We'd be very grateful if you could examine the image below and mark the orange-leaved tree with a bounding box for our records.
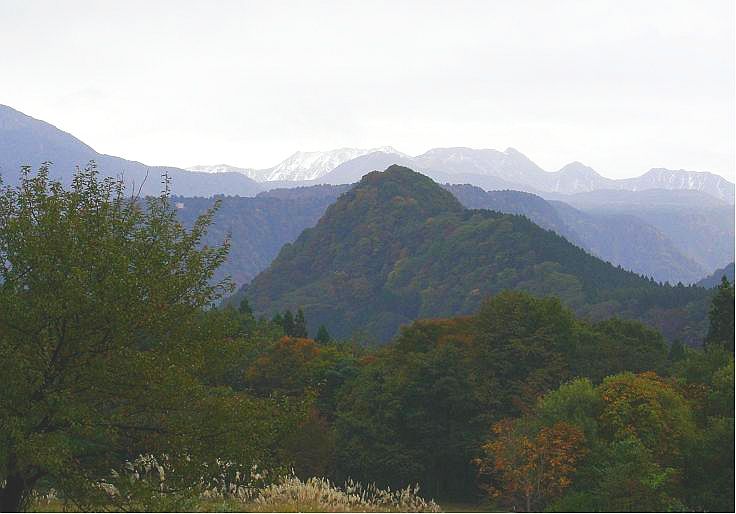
[476,419,588,512]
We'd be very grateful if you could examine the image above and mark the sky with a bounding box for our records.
[1,0,734,180]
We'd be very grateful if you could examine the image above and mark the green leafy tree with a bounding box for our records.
[705,276,734,352]
[0,164,295,511]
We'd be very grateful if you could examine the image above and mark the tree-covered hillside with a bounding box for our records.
[445,184,708,283]
[242,166,711,342]
[172,194,340,286]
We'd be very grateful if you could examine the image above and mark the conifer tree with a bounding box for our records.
[239,297,254,317]
[706,276,735,352]
[316,325,331,345]
[283,309,296,337]
[294,308,308,338]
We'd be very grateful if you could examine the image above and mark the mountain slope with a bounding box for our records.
[444,185,706,283]
[187,163,264,181]
[696,263,735,288]
[318,147,734,202]
[549,201,707,284]
[242,165,710,342]
[173,193,340,286]
[189,142,734,202]
[442,185,578,241]
[264,147,404,181]
[562,195,735,274]
[0,104,263,197]
[620,168,735,203]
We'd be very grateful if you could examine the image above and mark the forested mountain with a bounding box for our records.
[242,166,711,342]
[257,184,351,201]
[245,182,709,284]
[585,204,734,275]
[172,194,339,286]
[0,104,263,197]
[443,184,576,241]
[548,185,732,209]
[548,201,707,284]
[447,184,731,282]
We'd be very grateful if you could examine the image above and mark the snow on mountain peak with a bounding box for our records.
[266,147,405,181]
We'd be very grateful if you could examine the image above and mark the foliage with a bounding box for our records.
[475,419,587,512]
[0,164,299,511]
[597,372,696,463]
[334,291,671,500]
[481,360,734,512]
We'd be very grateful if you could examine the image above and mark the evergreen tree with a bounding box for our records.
[272,312,284,329]
[283,309,296,337]
[316,325,331,345]
[705,276,734,352]
[238,297,254,317]
[668,339,686,362]
[294,308,308,338]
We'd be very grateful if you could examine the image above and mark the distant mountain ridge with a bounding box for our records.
[696,263,735,288]
[0,104,263,197]
[2,104,732,202]
[194,145,735,203]
[189,147,405,182]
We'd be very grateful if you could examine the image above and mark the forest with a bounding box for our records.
[0,165,733,512]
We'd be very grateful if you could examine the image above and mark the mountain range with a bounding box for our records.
[172,181,732,288]
[191,146,735,203]
[240,165,711,343]
[2,103,733,203]
[1,103,732,286]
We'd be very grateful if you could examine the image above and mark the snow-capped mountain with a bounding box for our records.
[413,147,547,188]
[550,161,614,193]
[265,146,405,181]
[189,146,406,182]
[619,168,735,203]
[189,144,734,203]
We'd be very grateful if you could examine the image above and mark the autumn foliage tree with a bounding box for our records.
[476,419,587,512]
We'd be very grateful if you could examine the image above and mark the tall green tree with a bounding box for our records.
[282,309,296,337]
[705,276,734,352]
[294,309,308,338]
[0,164,294,511]
[315,325,331,345]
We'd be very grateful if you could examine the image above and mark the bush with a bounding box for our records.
[247,475,441,512]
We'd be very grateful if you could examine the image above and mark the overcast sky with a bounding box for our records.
[1,0,734,179]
